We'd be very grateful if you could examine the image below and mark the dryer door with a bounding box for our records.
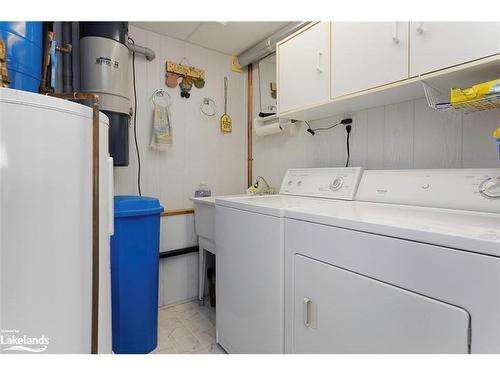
[293,255,470,353]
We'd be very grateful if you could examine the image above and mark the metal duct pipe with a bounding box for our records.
[128,41,155,61]
[237,22,311,67]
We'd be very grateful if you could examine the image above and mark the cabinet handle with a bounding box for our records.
[416,22,424,34]
[316,50,324,73]
[303,297,312,327]
[392,22,400,44]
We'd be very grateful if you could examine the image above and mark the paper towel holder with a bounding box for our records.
[254,114,298,136]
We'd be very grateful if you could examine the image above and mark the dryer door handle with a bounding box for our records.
[303,297,312,327]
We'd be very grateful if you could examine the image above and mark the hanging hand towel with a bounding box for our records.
[150,102,173,151]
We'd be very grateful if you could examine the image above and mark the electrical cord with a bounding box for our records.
[345,124,352,167]
[129,37,142,196]
[304,118,353,167]
[305,121,341,134]
[305,118,352,135]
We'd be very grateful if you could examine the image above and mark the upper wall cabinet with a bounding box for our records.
[331,22,409,98]
[276,22,500,121]
[277,22,330,114]
[409,22,500,76]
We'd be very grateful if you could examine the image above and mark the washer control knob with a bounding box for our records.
[329,177,344,191]
[297,180,303,186]
[287,180,293,186]
[479,177,500,199]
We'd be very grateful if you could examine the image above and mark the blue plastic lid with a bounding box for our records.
[114,195,164,217]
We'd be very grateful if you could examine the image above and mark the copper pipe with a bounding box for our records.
[40,31,54,94]
[247,63,253,188]
[47,92,100,354]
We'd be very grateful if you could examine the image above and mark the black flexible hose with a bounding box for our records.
[129,37,142,196]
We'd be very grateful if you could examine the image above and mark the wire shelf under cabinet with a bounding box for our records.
[422,81,500,114]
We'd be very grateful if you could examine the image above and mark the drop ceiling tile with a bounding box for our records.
[187,22,291,55]
[131,21,294,55]
[131,22,202,41]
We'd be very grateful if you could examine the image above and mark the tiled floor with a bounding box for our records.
[152,299,226,354]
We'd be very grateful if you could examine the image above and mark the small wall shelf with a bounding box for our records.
[279,54,500,121]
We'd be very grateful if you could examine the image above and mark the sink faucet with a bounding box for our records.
[248,176,276,195]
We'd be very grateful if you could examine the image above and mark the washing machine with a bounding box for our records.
[215,167,364,353]
[284,168,500,353]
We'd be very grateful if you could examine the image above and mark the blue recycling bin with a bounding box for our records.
[111,196,164,354]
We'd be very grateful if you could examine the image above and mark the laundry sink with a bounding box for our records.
[191,194,262,242]
[191,196,217,242]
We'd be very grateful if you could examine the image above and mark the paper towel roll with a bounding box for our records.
[255,123,282,136]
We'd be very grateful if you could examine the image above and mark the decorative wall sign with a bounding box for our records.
[165,60,206,98]
[166,61,205,79]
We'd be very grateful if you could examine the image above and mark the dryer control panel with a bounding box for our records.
[357,168,500,213]
[280,167,364,200]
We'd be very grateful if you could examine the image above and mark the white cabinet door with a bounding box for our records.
[278,22,330,114]
[293,255,470,354]
[331,22,409,98]
[410,22,500,76]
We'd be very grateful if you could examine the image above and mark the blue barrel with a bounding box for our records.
[0,22,43,92]
[111,196,164,354]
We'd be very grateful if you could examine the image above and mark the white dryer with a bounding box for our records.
[215,167,364,353]
[284,168,500,353]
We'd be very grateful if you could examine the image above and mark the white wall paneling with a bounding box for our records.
[158,253,199,307]
[364,107,385,169]
[462,108,500,168]
[413,99,463,169]
[383,101,414,169]
[160,214,198,252]
[114,26,247,206]
[114,25,247,305]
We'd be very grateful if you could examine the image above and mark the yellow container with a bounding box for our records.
[450,79,500,107]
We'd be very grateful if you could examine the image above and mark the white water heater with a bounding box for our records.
[0,88,113,353]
